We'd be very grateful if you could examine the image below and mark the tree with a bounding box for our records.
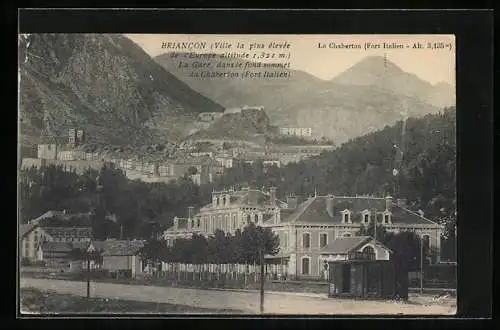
[139,238,167,270]
[207,229,230,264]
[384,231,428,272]
[239,223,280,263]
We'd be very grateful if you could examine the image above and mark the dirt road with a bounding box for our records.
[20,277,456,315]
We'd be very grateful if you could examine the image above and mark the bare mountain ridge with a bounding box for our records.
[19,34,224,150]
[154,52,451,143]
[332,55,455,108]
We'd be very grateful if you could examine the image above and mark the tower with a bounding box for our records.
[37,116,57,160]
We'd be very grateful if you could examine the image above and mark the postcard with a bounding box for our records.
[18,33,456,315]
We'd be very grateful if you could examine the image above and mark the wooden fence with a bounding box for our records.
[143,262,289,284]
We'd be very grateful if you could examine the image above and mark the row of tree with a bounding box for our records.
[139,223,280,266]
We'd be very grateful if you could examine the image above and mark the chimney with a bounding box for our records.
[385,196,393,211]
[396,198,407,208]
[326,195,334,217]
[287,194,298,209]
[270,187,277,205]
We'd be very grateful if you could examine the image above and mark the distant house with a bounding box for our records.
[36,242,74,269]
[20,211,92,263]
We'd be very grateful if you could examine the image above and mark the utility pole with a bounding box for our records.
[86,253,90,299]
[420,235,424,294]
[259,248,265,314]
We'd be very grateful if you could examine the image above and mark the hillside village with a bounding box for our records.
[21,105,334,185]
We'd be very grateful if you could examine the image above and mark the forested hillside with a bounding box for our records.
[205,107,456,230]
[19,107,456,242]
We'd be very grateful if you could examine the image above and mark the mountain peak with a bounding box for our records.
[338,55,404,79]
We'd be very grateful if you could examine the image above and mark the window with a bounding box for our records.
[363,214,369,224]
[302,233,311,249]
[216,198,220,206]
[343,232,352,238]
[197,218,201,228]
[247,214,251,222]
[342,210,351,223]
[362,245,376,257]
[232,215,237,229]
[320,233,328,248]
[254,214,259,222]
[383,212,391,224]
[283,232,288,248]
[301,257,310,275]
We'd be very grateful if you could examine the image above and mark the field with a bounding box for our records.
[20,287,244,315]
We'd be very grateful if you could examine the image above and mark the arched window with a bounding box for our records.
[362,245,375,254]
[222,197,226,206]
[302,233,311,249]
[254,214,259,222]
[319,233,328,248]
[301,257,310,275]
[362,245,376,260]
[216,197,220,206]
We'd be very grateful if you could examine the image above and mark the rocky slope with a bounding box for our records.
[18,34,224,152]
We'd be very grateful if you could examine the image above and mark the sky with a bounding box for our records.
[126,34,455,86]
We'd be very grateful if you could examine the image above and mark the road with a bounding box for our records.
[20,277,456,315]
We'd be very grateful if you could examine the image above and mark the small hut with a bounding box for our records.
[320,236,406,299]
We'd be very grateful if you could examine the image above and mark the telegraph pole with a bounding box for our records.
[86,255,90,298]
[420,235,424,294]
[259,248,265,314]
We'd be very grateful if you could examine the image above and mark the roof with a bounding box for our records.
[100,240,145,256]
[200,188,280,212]
[282,195,439,226]
[30,211,92,226]
[40,242,73,253]
[42,227,92,239]
[20,224,37,238]
[319,236,372,254]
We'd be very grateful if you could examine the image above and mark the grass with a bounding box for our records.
[20,287,245,314]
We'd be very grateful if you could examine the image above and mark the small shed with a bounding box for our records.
[320,236,406,299]
[99,240,145,278]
